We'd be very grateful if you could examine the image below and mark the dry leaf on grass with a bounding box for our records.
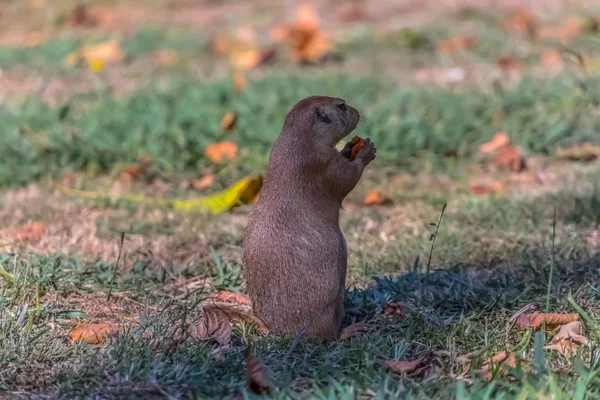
[64,41,124,68]
[384,354,426,375]
[480,351,522,379]
[541,49,564,71]
[12,222,45,243]
[205,142,238,164]
[349,136,365,161]
[538,17,582,43]
[245,345,271,395]
[193,175,215,189]
[202,302,269,334]
[70,323,117,344]
[544,321,588,357]
[208,291,252,306]
[383,302,406,319]
[190,309,232,345]
[65,4,114,28]
[339,322,373,339]
[479,132,526,172]
[271,3,331,64]
[516,312,578,331]
[497,56,520,72]
[221,113,237,131]
[556,144,600,162]
[480,132,510,154]
[233,71,246,92]
[500,7,538,36]
[363,190,392,207]
[468,179,505,196]
[152,50,178,67]
[436,36,476,54]
[120,164,143,181]
[211,27,275,71]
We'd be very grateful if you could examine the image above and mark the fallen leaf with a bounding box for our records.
[221,113,237,131]
[25,31,46,47]
[541,49,564,71]
[516,312,578,331]
[349,136,365,161]
[494,146,527,172]
[65,41,124,68]
[272,3,331,64]
[497,56,520,72]
[556,144,600,161]
[480,351,522,379]
[480,132,510,154]
[383,302,406,319]
[340,322,372,339]
[12,222,44,243]
[468,179,505,196]
[208,291,252,306]
[152,50,178,66]
[211,27,274,71]
[120,164,143,181]
[202,302,269,334]
[436,36,476,54]
[545,321,588,357]
[66,4,91,27]
[233,71,246,92]
[363,190,392,207]
[193,175,215,189]
[384,355,426,375]
[205,142,238,164]
[70,323,117,344]
[539,17,582,43]
[190,309,232,345]
[88,58,104,72]
[245,345,271,395]
[500,7,538,36]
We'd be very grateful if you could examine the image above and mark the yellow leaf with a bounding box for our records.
[64,40,124,68]
[88,58,104,72]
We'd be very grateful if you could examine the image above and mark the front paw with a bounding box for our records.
[340,140,354,159]
[356,138,376,165]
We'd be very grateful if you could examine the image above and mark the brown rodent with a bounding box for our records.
[242,96,376,340]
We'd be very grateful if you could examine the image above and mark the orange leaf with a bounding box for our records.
[190,309,232,345]
[70,323,117,344]
[436,36,476,54]
[500,7,538,36]
[383,302,406,319]
[516,312,578,331]
[205,142,238,164]
[541,49,563,71]
[497,56,520,72]
[245,345,271,395]
[363,190,392,206]
[480,132,509,154]
[480,351,523,379]
[208,291,252,306]
[494,146,526,172]
[556,143,600,161]
[545,321,588,357]
[121,164,142,181]
[221,113,237,131]
[12,222,44,243]
[339,322,372,339]
[384,355,426,375]
[468,179,505,196]
[193,175,215,189]
[233,71,246,92]
[349,136,365,161]
[538,17,582,43]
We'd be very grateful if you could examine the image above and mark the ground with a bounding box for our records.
[2,0,600,399]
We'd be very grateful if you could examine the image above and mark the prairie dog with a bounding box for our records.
[243,96,376,340]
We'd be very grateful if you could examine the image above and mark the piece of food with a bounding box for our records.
[349,136,366,161]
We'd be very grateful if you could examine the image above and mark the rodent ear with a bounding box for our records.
[314,106,331,124]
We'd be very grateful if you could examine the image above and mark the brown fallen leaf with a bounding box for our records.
[190,309,232,346]
[221,113,237,131]
[208,291,252,306]
[12,222,45,243]
[545,321,588,357]
[538,17,582,43]
[541,49,564,71]
[363,190,392,206]
[384,354,426,375]
[468,179,505,196]
[245,345,271,395]
[211,27,274,71]
[340,321,372,339]
[480,351,522,379]
[494,146,527,172]
[383,302,406,319]
[120,164,143,181]
[202,301,269,334]
[500,7,538,37]
[70,323,117,344]
[480,132,510,154]
[436,36,476,54]
[193,175,215,189]
[497,56,520,72]
[205,142,238,164]
[349,136,365,161]
[272,3,331,64]
[516,312,578,331]
[556,143,600,162]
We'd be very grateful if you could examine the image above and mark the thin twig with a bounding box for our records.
[421,203,447,303]
[107,232,125,301]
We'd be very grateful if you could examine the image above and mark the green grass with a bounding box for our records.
[1,74,600,187]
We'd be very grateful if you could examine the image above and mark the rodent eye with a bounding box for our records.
[337,103,347,111]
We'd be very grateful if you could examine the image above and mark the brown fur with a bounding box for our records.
[242,96,376,340]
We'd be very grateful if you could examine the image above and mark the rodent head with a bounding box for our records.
[283,96,360,147]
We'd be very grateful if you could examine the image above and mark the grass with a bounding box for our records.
[1,73,600,188]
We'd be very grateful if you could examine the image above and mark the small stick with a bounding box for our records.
[107,232,125,301]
